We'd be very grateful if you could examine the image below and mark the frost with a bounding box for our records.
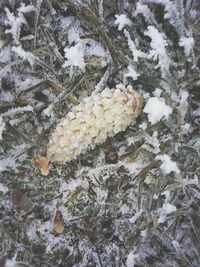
[2,105,33,117]
[181,123,192,135]
[143,131,160,154]
[0,158,16,172]
[193,106,200,117]
[0,91,14,102]
[0,44,11,63]
[139,122,147,130]
[179,37,194,57]
[129,209,143,224]
[143,97,172,124]
[0,116,6,140]
[140,229,147,237]
[135,3,151,18]
[124,29,146,62]
[153,88,162,97]
[158,203,176,223]
[144,26,170,76]
[156,154,180,174]
[12,45,36,66]
[114,14,132,31]
[177,89,189,124]
[0,183,8,194]
[5,4,36,44]
[124,65,139,80]
[172,240,181,252]
[85,40,107,58]
[5,253,18,267]
[126,251,139,267]
[63,42,85,73]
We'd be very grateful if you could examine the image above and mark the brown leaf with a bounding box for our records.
[65,186,85,205]
[34,155,51,176]
[54,209,64,234]
[11,190,34,215]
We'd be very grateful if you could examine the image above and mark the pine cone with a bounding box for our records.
[47,85,142,163]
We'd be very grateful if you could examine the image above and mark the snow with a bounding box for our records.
[193,106,200,116]
[158,203,176,223]
[143,131,161,154]
[129,209,143,224]
[2,105,34,117]
[0,45,11,63]
[177,90,189,124]
[0,91,14,102]
[139,122,147,130]
[0,183,8,194]
[85,40,107,58]
[114,14,132,31]
[0,116,6,140]
[12,45,36,66]
[5,4,36,44]
[179,37,194,57]
[123,29,146,62]
[126,252,139,267]
[144,26,170,76]
[124,65,139,80]
[63,42,85,72]
[143,97,172,124]
[5,253,18,267]
[135,2,151,18]
[155,154,180,174]
[153,88,162,97]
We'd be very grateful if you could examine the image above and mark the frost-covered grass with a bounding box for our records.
[0,0,200,266]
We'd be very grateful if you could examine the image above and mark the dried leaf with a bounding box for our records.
[54,209,64,234]
[11,190,34,215]
[34,155,51,176]
[65,186,85,205]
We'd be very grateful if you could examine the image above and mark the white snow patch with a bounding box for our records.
[156,154,180,174]
[177,90,189,124]
[153,88,162,97]
[179,37,194,57]
[143,97,172,124]
[5,4,36,44]
[5,253,18,267]
[193,105,200,117]
[63,42,85,73]
[143,131,160,154]
[0,91,14,102]
[139,122,147,130]
[114,14,132,31]
[124,65,139,80]
[85,40,107,58]
[158,202,176,223]
[140,229,147,237]
[180,123,192,134]
[144,26,170,76]
[124,29,146,62]
[2,105,33,118]
[172,240,181,252]
[0,158,16,172]
[0,45,11,63]
[129,209,143,224]
[0,116,6,140]
[12,45,36,66]
[0,183,9,194]
[126,251,139,267]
